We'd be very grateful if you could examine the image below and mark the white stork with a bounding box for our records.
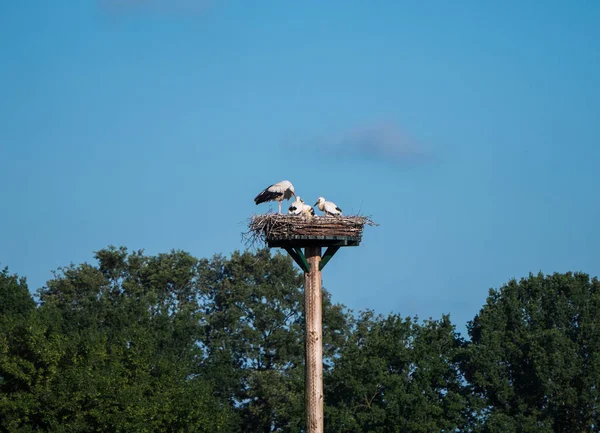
[314,196,342,216]
[288,196,303,215]
[254,180,296,214]
[288,197,315,218]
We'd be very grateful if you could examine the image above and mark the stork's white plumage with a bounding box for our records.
[288,196,303,215]
[254,180,296,214]
[301,203,316,218]
[314,197,342,216]
[288,197,315,218]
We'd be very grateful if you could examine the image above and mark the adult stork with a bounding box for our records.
[254,180,296,214]
[314,196,342,216]
[288,196,315,218]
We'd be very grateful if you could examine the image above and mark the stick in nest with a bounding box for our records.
[242,213,378,248]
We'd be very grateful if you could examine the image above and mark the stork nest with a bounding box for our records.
[244,213,378,247]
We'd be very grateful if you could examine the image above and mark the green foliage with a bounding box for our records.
[1,250,237,432]
[3,250,599,433]
[0,267,35,319]
[0,247,351,432]
[464,272,600,433]
[325,311,469,432]
[0,269,64,432]
[198,248,351,432]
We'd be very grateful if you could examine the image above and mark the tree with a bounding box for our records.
[198,248,351,432]
[1,246,352,432]
[1,248,237,432]
[325,310,469,432]
[0,267,35,319]
[463,272,600,433]
[0,267,67,432]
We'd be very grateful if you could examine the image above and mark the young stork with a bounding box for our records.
[314,196,342,216]
[288,196,303,215]
[288,197,315,218]
[254,180,296,214]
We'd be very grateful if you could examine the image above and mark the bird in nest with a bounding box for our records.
[254,180,296,214]
[288,196,315,218]
[314,197,342,216]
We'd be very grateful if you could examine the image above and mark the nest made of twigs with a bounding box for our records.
[244,213,378,247]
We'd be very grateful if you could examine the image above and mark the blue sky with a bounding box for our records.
[1,0,599,334]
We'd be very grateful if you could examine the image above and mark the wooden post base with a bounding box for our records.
[304,246,323,433]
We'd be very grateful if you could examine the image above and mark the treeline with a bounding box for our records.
[1,247,599,432]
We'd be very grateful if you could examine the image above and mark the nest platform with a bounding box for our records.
[246,214,377,248]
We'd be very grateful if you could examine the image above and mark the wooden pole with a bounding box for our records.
[304,246,323,433]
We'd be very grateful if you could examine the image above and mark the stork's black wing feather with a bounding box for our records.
[254,188,282,204]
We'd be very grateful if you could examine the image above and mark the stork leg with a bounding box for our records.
[278,201,282,214]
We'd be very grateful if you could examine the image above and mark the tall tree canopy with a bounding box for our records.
[464,272,600,433]
[197,248,350,432]
[3,250,599,432]
[325,311,469,432]
[1,249,236,432]
[0,267,39,431]
[0,247,351,432]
